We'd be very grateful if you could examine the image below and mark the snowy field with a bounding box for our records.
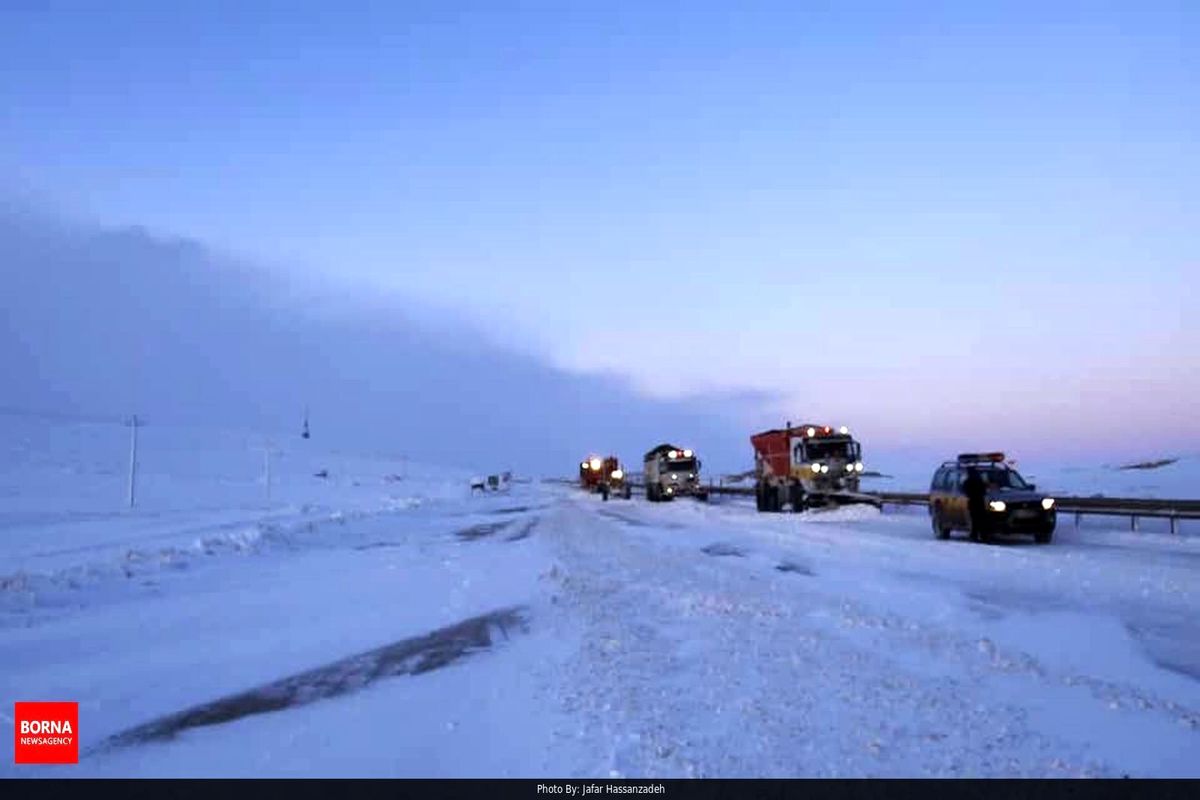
[2,418,1199,777]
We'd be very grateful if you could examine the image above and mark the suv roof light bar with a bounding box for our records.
[957,452,1006,464]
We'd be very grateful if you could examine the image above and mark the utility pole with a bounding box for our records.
[126,415,142,508]
[262,442,274,507]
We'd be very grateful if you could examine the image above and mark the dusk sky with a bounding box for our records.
[2,1,1196,458]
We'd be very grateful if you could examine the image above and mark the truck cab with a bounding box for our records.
[751,423,870,512]
[643,444,707,502]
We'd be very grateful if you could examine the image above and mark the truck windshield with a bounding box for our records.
[666,459,697,473]
[803,440,858,461]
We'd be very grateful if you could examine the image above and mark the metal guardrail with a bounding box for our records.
[551,478,1199,535]
[870,491,1200,534]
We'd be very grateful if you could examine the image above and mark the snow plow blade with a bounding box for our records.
[808,491,882,509]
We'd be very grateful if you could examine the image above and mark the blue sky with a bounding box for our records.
[1,1,1196,456]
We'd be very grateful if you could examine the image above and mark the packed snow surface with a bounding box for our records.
[2,421,1199,777]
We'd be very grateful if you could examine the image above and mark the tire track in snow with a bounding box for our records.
[91,606,529,753]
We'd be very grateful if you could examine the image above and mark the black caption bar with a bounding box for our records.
[7,778,1200,800]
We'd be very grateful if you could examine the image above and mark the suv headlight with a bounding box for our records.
[988,500,1007,512]
[1042,498,1055,510]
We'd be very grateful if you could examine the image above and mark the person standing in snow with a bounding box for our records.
[963,467,989,542]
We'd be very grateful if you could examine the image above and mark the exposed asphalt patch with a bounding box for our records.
[775,560,815,576]
[455,521,514,541]
[92,606,529,753]
[354,541,403,551]
[491,504,550,515]
[701,542,746,558]
[595,509,685,530]
[505,518,539,542]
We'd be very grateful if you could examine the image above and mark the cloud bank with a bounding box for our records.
[1,203,763,474]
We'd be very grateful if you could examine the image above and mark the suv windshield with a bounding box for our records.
[982,467,1029,490]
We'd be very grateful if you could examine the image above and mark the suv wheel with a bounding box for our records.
[931,510,950,540]
[1034,524,1054,544]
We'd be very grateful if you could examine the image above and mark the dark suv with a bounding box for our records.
[929,453,1056,544]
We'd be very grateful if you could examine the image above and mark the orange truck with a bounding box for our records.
[750,422,876,512]
[578,455,632,500]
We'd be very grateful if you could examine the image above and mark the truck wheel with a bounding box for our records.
[789,483,806,513]
[623,485,632,500]
[601,484,610,501]
[755,483,766,512]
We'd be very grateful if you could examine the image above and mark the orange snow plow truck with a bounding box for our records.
[750,422,880,512]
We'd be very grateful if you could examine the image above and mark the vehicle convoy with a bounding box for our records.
[750,422,874,512]
[579,455,632,500]
[929,453,1056,543]
[643,444,707,502]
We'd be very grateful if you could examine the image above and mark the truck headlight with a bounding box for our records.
[820,464,829,474]
[589,458,602,471]
[988,501,1007,512]
[855,462,864,472]
[671,474,678,480]
[683,449,693,457]
[845,464,854,473]
[1042,498,1055,510]
[811,463,821,473]
[611,469,624,480]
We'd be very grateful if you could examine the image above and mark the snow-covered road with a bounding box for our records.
[539,492,1200,776]
[3,484,1198,777]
